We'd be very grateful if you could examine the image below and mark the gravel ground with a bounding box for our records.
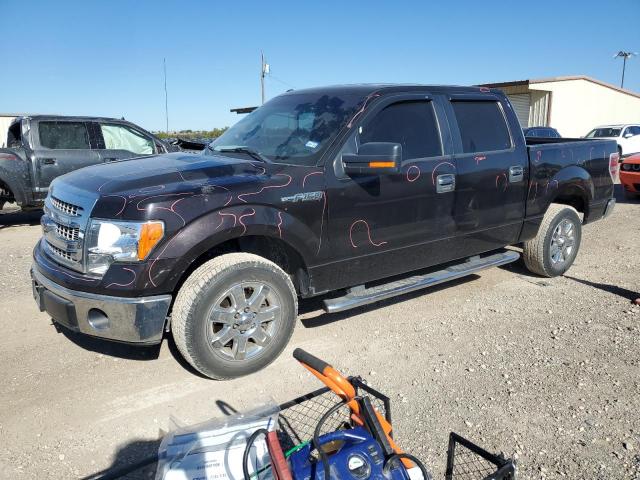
[0,187,638,480]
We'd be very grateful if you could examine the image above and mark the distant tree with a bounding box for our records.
[153,127,228,140]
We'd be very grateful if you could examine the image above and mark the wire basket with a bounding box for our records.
[445,433,516,480]
[86,379,518,480]
[276,377,391,452]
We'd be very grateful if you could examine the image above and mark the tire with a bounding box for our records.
[172,253,297,379]
[523,204,582,277]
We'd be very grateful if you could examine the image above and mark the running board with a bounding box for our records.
[322,250,520,313]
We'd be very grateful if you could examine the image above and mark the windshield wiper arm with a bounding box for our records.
[215,146,268,163]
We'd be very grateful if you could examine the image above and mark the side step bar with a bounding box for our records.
[322,250,520,313]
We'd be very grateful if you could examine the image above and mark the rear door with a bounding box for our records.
[92,122,156,163]
[31,120,101,191]
[446,94,527,252]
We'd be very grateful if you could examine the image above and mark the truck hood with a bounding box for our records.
[51,152,264,197]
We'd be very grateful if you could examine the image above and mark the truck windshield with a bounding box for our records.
[208,92,363,166]
[586,127,621,138]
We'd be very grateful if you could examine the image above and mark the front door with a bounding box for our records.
[322,94,458,289]
[446,94,527,252]
[31,120,101,191]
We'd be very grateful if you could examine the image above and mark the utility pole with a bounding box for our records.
[163,58,169,134]
[260,51,270,104]
[614,51,637,88]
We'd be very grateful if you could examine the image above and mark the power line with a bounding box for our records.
[268,74,296,90]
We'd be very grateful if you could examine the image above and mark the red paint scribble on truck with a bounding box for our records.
[431,162,456,185]
[106,267,136,289]
[349,219,387,248]
[406,165,421,182]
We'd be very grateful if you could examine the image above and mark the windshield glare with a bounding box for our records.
[586,128,621,138]
[209,93,363,166]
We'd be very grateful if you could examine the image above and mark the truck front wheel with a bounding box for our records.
[172,253,297,379]
[523,204,582,277]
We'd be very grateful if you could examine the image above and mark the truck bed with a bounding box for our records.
[525,137,617,221]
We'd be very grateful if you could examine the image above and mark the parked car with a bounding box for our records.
[0,115,179,211]
[585,124,640,157]
[31,84,617,379]
[523,126,561,138]
[620,153,640,199]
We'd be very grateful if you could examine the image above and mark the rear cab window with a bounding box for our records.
[451,101,512,153]
[38,121,90,149]
[359,100,442,160]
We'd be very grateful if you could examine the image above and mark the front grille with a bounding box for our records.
[45,241,77,263]
[51,196,82,216]
[55,223,80,241]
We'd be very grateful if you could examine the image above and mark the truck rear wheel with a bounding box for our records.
[523,204,582,277]
[172,253,297,379]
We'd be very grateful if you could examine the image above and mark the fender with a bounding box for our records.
[527,164,593,219]
[141,204,320,294]
[0,150,32,205]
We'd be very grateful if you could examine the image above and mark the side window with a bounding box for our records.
[627,126,640,136]
[7,122,21,148]
[451,101,512,153]
[39,121,90,149]
[359,101,442,160]
[100,124,154,155]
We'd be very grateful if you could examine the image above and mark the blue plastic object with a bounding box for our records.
[289,427,410,480]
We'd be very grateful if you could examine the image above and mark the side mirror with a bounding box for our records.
[624,133,633,138]
[342,142,402,175]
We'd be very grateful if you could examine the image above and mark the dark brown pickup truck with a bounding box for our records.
[31,84,618,379]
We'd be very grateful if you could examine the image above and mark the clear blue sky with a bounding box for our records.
[2,0,638,132]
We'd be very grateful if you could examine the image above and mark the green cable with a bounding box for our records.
[250,440,311,479]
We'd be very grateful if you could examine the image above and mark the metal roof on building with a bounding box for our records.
[479,76,640,99]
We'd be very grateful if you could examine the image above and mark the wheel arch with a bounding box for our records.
[545,165,593,221]
[147,205,317,297]
[0,155,30,205]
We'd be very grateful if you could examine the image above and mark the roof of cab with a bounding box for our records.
[279,83,502,97]
[23,115,131,123]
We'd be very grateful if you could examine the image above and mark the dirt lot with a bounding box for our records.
[0,187,638,480]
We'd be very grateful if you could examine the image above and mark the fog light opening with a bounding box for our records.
[87,308,110,331]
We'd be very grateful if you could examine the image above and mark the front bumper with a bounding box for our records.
[31,266,171,344]
[620,170,640,193]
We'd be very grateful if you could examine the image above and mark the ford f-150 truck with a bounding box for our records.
[0,115,178,211]
[31,84,618,379]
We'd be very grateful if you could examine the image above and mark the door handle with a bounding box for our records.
[103,157,118,162]
[436,173,456,193]
[42,158,56,165]
[509,165,524,183]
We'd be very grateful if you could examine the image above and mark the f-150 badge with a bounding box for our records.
[281,191,323,203]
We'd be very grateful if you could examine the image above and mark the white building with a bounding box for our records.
[480,76,640,138]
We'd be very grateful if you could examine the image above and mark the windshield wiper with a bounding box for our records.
[214,146,268,163]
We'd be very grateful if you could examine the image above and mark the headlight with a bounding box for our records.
[85,219,164,275]
[621,163,631,171]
